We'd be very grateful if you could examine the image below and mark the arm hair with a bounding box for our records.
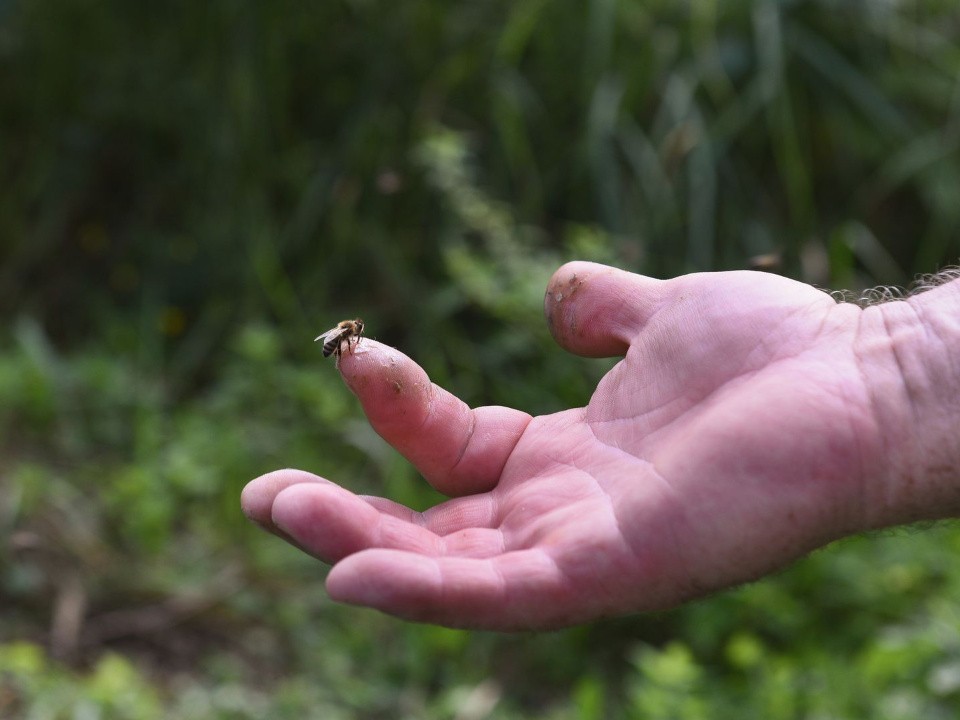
[829,265,960,307]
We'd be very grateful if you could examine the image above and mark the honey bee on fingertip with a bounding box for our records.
[315,318,364,367]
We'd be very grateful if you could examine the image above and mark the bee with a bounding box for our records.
[315,318,364,367]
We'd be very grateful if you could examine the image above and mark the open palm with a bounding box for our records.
[243,262,887,630]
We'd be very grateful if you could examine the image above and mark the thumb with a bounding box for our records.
[543,261,667,357]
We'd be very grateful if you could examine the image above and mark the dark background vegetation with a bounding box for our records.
[2,0,960,717]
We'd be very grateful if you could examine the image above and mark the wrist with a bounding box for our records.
[864,275,960,526]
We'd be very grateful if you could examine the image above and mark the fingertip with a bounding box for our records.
[241,468,326,528]
[544,261,663,357]
[333,338,427,405]
[546,260,617,287]
[268,482,316,532]
[333,338,435,440]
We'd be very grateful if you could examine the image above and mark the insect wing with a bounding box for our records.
[314,326,342,343]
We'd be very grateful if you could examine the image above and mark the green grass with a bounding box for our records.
[2,0,960,717]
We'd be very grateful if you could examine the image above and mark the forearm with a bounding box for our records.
[863,273,960,526]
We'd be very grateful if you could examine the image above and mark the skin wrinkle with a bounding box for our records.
[756,305,877,524]
[589,358,768,462]
[591,296,824,430]
[419,381,439,434]
[370,504,387,551]
[492,528,507,556]
[588,347,661,422]
[372,513,408,554]
[848,309,879,527]
[450,405,477,475]
[420,497,467,531]
[414,379,467,484]
[816,362,873,531]
[910,293,959,385]
[892,291,960,517]
[433,557,498,628]
[498,458,606,550]
[550,518,628,615]
[587,365,681,433]
[856,302,930,526]
[497,470,619,625]
[880,306,919,428]
[448,403,531,490]
[610,288,640,344]
[430,495,499,535]
[489,556,511,622]
[582,418,650,478]
[647,364,763,430]
[577,422,691,595]
[631,295,666,337]
[615,452,693,601]
[491,413,545,505]
[906,298,935,347]
[755,299,831,362]
[426,557,445,617]
[804,303,878,530]
[496,551,551,629]
[361,495,418,524]
[438,526,505,557]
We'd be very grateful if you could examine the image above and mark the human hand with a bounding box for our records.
[242,261,947,630]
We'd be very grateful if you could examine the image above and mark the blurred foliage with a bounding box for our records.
[2,0,960,717]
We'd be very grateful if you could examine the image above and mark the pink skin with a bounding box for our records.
[241,261,937,630]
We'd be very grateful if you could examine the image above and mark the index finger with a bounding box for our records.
[337,340,531,496]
